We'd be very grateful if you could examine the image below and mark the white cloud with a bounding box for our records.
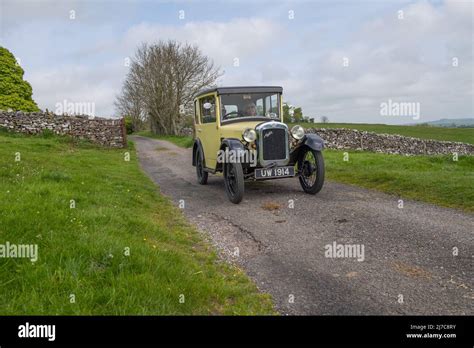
[22,17,284,116]
[122,18,283,67]
[3,1,472,123]
[282,0,473,123]
[28,63,125,117]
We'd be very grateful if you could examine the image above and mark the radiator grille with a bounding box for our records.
[262,128,287,160]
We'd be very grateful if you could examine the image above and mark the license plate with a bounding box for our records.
[255,166,295,179]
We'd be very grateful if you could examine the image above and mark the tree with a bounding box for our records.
[114,77,145,132]
[293,107,303,123]
[283,103,292,123]
[0,47,40,112]
[283,102,305,123]
[321,116,329,123]
[116,41,221,135]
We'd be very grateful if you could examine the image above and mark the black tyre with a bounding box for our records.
[298,147,325,194]
[196,147,208,185]
[223,161,244,204]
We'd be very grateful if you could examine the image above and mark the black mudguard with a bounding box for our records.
[217,138,246,172]
[220,138,246,152]
[289,133,325,165]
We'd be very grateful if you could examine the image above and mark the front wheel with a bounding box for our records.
[297,147,325,194]
[223,162,244,204]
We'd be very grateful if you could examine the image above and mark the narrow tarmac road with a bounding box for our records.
[132,135,473,315]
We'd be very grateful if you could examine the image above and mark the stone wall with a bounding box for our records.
[0,111,127,148]
[306,127,473,156]
[178,127,194,137]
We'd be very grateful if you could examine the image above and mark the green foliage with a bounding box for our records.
[124,116,134,134]
[283,103,304,123]
[0,46,40,112]
[283,104,291,123]
[293,107,303,123]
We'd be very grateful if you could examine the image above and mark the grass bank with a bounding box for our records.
[0,132,274,314]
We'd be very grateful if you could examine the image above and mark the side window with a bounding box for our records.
[264,94,279,117]
[265,96,271,115]
[194,100,200,124]
[255,98,264,116]
[271,94,278,113]
[200,96,216,123]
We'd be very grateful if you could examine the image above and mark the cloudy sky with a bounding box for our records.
[0,0,472,124]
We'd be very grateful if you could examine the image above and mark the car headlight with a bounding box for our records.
[291,125,305,140]
[242,128,257,142]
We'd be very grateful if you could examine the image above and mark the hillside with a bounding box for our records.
[415,118,474,127]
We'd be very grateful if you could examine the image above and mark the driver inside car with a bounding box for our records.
[243,102,257,116]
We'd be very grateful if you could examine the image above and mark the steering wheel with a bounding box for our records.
[224,111,240,119]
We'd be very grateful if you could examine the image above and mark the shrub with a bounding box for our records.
[124,116,134,134]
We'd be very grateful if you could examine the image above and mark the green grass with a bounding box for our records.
[291,123,474,144]
[324,150,473,212]
[134,131,194,148]
[0,132,274,315]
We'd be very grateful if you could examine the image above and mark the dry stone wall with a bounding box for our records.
[0,111,127,148]
[306,128,473,156]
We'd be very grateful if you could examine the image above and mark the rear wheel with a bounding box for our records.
[224,161,244,204]
[196,147,208,185]
[298,147,325,194]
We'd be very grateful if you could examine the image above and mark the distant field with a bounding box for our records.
[291,123,474,144]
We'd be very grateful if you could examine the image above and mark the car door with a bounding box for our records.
[196,93,220,170]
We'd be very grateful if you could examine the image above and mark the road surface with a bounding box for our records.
[132,135,473,315]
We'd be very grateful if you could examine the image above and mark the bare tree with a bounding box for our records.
[321,116,329,123]
[115,41,222,135]
[114,77,145,131]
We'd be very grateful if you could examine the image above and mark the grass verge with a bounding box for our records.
[324,150,473,212]
[134,131,194,148]
[0,133,274,314]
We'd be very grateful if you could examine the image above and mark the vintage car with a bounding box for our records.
[192,86,325,204]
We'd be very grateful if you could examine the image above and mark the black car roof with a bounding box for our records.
[195,86,283,98]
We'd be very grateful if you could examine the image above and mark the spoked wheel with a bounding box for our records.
[196,147,208,185]
[298,147,325,194]
[223,161,244,204]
